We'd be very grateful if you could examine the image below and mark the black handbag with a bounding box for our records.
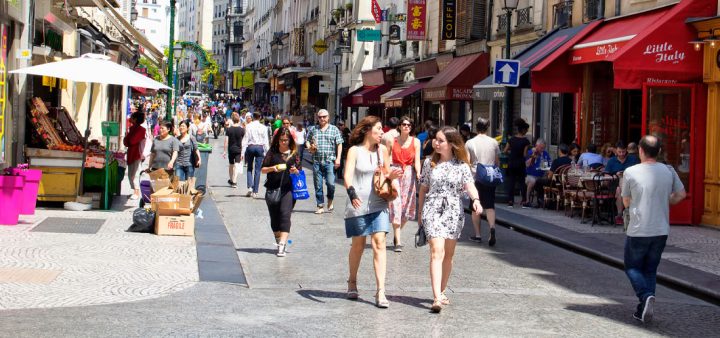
[415,224,427,247]
[265,169,285,205]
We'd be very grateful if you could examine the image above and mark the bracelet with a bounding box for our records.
[347,186,359,200]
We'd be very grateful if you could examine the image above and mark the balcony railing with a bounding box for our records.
[497,14,508,34]
[584,0,600,22]
[516,6,532,28]
[553,1,573,28]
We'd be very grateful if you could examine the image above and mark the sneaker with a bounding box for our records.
[642,296,655,323]
[393,244,404,252]
[507,202,514,208]
[314,206,325,214]
[231,183,238,189]
[276,243,287,257]
[521,202,532,209]
[469,236,482,243]
[129,194,140,200]
[251,192,258,198]
[489,228,496,247]
[245,190,253,197]
[228,179,233,186]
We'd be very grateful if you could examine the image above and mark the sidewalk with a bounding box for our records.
[493,204,720,303]
[0,172,198,310]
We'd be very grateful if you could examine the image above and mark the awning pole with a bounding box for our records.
[78,83,94,197]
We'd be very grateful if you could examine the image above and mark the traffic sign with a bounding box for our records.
[493,59,520,87]
[271,95,279,104]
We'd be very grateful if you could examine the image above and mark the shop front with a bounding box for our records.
[385,81,427,125]
[689,16,720,228]
[422,53,489,127]
[341,69,392,121]
[531,0,716,225]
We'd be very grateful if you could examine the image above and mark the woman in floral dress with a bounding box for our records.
[418,126,483,313]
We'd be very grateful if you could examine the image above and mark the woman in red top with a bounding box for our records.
[386,116,422,252]
[124,112,147,200]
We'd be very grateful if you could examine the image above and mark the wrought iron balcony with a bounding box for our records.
[584,0,601,22]
[497,14,509,34]
[516,6,533,29]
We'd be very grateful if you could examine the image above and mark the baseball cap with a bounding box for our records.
[317,109,329,116]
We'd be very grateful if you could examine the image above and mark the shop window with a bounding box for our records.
[646,86,692,191]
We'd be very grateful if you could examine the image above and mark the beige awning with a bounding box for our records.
[90,0,164,64]
[380,87,407,103]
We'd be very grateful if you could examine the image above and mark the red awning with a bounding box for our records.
[131,86,147,95]
[423,53,489,101]
[531,0,716,92]
[385,82,427,108]
[342,84,392,107]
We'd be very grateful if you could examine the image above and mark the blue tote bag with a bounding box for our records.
[290,170,310,200]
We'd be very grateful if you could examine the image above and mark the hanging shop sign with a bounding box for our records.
[442,0,456,40]
[407,0,427,41]
[357,29,382,42]
[371,0,382,23]
[300,78,309,105]
[233,70,254,90]
[389,25,402,45]
[312,39,329,55]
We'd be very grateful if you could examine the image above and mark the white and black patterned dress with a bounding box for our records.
[420,158,474,240]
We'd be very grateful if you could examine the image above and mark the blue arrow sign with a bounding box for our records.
[493,59,520,87]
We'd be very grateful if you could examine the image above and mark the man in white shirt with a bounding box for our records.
[621,135,685,323]
[241,112,270,197]
[465,117,500,246]
[578,143,603,168]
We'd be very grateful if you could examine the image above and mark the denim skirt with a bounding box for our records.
[344,210,390,238]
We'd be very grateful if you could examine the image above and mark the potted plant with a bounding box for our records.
[345,2,353,14]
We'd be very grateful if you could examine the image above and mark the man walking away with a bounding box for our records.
[621,135,685,323]
[306,109,343,214]
[241,112,270,197]
[465,118,500,246]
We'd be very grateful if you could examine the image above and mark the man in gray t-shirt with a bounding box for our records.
[620,135,686,324]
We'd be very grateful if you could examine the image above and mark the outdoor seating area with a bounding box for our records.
[541,164,621,226]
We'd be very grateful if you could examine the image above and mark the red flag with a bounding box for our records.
[371,0,382,23]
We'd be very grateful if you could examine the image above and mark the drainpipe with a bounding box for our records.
[14,0,35,165]
[486,0,494,43]
[599,0,606,19]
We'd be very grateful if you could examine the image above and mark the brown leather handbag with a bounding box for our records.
[373,148,397,202]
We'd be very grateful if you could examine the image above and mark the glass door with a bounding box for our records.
[643,84,694,224]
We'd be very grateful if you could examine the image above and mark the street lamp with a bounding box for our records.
[328,17,337,33]
[165,0,177,121]
[333,47,342,123]
[172,44,183,119]
[501,0,519,144]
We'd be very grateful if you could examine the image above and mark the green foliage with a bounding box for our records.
[201,55,218,83]
[138,57,164,82]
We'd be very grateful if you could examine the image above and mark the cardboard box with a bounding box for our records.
[148,168,170,180]
[155,214,195,236]
[151,191,193,216]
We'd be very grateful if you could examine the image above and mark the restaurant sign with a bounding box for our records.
[569,40,629,64]
[407,0,427,41]
[442,0,456,40]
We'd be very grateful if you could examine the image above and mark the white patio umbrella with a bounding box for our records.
[10,53,172,203]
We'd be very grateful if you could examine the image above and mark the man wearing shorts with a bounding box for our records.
[224,113,245,188]
[465,118,500,246]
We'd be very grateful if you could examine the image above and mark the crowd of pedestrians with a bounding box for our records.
[125,94,687,320]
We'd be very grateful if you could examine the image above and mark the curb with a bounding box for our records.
[492,209,720,306]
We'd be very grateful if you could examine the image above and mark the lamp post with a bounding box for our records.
[165,0,177,121]
[333,47,342,124]
[172,44,183,119]
[501,0,519,144]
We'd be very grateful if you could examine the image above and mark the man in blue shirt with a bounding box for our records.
[578,143,603,169]
[523,138,552,208]
[606,141,640,225]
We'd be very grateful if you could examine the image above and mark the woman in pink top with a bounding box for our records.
[386,116,422,252]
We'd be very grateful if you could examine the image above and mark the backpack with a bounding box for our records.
[475,164,503,186]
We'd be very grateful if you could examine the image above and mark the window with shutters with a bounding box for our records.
[553,1,572,28]
[583,0,601,22]
[470,0,487,40]
[456,0,469,39]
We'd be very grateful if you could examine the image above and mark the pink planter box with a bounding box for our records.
[0,175,26,225]
[9,168,42,215]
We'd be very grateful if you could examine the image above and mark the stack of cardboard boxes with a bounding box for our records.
[148,169,204,236]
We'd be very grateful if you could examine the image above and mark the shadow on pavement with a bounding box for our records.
[386,294,432,311]
[296,289,374,307]
[236,248,277,255]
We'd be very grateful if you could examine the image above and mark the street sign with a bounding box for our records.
[312,39,328,55]
[271,95,279,104]
[357,29,382,42]
[493,59,520,87]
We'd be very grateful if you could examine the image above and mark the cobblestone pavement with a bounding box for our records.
[0,169,198,310]
[1,139,718,337]
[501,204,720,276]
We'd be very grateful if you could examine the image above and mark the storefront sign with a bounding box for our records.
[407,0,427,41]
[642,42,685,64]
[357,29,382,42]
[300,78,309,105]
[423,87,446,101]
[388,25,401,45]
[0,24,6,163]
[233,70,254,90]
[569,41,628,64]
[312,39,328,55]
[450,88,473,100]
[371,0,382,23]
[442,0,456,40]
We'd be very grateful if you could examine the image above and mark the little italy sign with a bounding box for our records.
[643,42,685,64]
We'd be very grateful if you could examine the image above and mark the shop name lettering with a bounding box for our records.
[643,42,684,64]
[595,44,619,57]
[452,88,473,99]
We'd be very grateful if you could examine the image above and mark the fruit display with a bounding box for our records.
[28,97,84,152]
